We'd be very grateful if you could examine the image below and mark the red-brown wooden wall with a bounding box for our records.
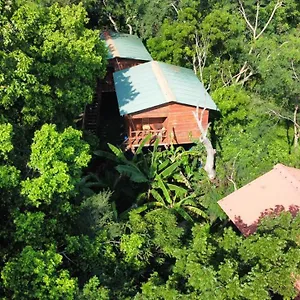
[101,58,149,92]
[125,102,209,146]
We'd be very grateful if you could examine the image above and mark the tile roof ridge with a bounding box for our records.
[151,61,176,103]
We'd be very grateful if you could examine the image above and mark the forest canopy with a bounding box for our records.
[0,0,300,299]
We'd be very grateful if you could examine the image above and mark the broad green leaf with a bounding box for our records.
[116,165,148,183]
[167,184,187,197]
[158,159,170,172]
[134,202,164,214]
[93,150,120,163]
[175,207,194,223]
[185,205,208,219]
[108,143,127,162]
[159,161,180,179]
[150,189,165,205]
[134,134,152,158]
[156,175,172,205]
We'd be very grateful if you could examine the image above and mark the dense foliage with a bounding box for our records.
[1,0,300,299]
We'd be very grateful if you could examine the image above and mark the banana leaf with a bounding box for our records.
[159,161,180,179]
[185,205,208,219]
[93,149,121,163]
[133,134,152,159]
[150,189,165,205]
[175,207,194,223]
[116,165,148,183]
[156,175,172,205]
[167,183,187,197]
[108,143,127,162]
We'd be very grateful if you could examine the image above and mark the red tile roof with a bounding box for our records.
[218,164,300,236]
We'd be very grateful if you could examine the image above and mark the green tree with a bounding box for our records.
[0,1,107,127]
[137,212,300,299]
[78,276,109,300]
[1,246,77,299]
[87,0,177,38]
[0,124,91,297]
[147,2,245,88]
[0,123,20,271]
[120,209,183,269]
[21,124,90,207]
[0,123,20,189]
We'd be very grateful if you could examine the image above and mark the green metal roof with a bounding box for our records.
[113,61,218,115]
[101,31,152,61]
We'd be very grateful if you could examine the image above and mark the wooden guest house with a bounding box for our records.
[114,61,217,148]
[83,31,153,137]
[83,31,218,149]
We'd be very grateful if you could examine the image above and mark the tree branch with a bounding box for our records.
[170,2,179,15]
[126,17,133,35]
[102,0,119,32]
[294,105,299,148]
[268,109,299,126]
[236,70,253,86]
[234,61,249,83]
[193,33,209,84]
[60,251,77,265]
[254,0,260,36]
[226,151,241,191]
[238,0,282,40]
[291,61,300,82]
[108,14,119,32]
[255,0,282,40]
[238,0,255,36]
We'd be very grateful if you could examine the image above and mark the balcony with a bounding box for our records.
[125,128,168,147]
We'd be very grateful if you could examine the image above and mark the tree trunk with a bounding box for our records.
[294,105,299,148]
[193,109,216,180]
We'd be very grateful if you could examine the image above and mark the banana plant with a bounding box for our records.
[95,136,208,222]
[95,135,180,184]
[77,173,106,197]
[132,174,208,222]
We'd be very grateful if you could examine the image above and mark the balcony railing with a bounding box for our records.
[125,129,168,146]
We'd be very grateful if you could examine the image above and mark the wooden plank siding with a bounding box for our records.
[125,103,209,147]
[168,103,209,144]
[100,58,148,93]
[110,58,148,71]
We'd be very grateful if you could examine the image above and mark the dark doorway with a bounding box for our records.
[98,92,124,146]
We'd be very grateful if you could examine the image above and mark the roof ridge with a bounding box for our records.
[151,61,176,103]
[103,31,120,58]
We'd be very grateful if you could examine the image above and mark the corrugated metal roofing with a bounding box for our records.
[113,61,218,115]
[101,31,152,61]
[218,164,300,236]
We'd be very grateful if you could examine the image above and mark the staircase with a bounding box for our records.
[83,96,100,134]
